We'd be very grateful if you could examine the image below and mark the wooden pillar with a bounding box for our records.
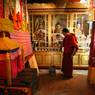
[69,13,74,32]
[48,14,52,47]
[88,21,95,85]
[88,67,95,85]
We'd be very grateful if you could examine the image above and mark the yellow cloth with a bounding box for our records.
[0,18,14,32]
[0,37,19,50]
[28,54,39,75]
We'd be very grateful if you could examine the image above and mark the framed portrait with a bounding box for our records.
[51,14,67,47]
[52,14,67,33]
[32,15,48,45]
[33,15,46,32]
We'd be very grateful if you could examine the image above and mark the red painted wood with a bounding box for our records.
[89,21,95,67]
[0,0,4,18]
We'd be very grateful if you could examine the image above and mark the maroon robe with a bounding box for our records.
[62,33,78,77]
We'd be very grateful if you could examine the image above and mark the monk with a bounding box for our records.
[61,28,78,78]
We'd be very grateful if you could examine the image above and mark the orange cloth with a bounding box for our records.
[16,12,22,29]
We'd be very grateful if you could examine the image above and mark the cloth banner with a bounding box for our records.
[0,0,3,18]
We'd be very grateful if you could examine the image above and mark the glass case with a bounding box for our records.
[30,15,48,48]
[74,14,91,51]
[51,14,67,48]
[29,13,91,52]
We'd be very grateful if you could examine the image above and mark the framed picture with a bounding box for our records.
[52,14,67,33]
[51,14,67,47]
[32,15,48,46]
[34,15,45,32]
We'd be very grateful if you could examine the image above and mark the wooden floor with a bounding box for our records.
[35,69,95,95]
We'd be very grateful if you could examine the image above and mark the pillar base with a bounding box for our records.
[88,66,95,85]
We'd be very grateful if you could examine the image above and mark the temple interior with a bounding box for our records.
[0,0,95,95]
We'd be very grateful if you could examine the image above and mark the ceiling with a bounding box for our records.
[27,0,79,4]
[27,0,56,3]
[27,0,81,3]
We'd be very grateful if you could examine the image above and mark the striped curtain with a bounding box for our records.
[10,30,33,57]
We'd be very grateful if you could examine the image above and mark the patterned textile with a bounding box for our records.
[10,30,33,57]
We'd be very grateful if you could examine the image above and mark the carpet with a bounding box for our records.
[35,70,95,95]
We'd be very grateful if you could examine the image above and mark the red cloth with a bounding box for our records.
[0,51,19,79]
[0,56,24,79]
[0,59,18,79]
[89,21,95,67]
[62,54,73,77]
[63,33,78,54]
[62,33,78,77]
[20,0,22,21]
[0,0,4,18]
[0,49,24,79]
[16,12,22,29]
[17,55,25,72]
